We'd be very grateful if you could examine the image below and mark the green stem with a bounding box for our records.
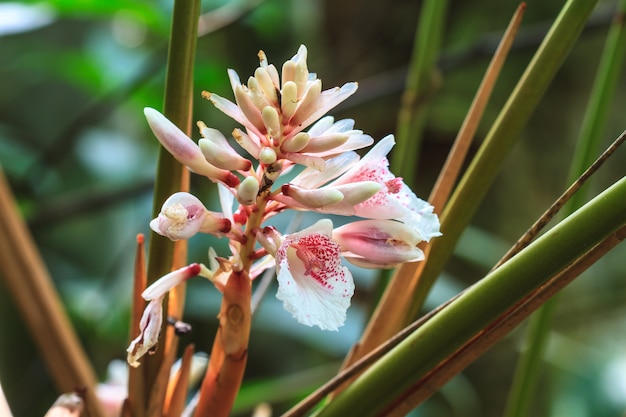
[130,0,200,414]
[314,176,626,417]
[504,2,626,416]
[392,0,448,184]
[405,0,600,323]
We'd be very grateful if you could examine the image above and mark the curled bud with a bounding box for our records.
[255,225,284,256]
[127,297,164,368]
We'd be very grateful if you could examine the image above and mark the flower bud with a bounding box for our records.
[287,79,321,127]
[198,122,252,171]
[142,263,202,300]
[234,85,266,133]
[254,66,279,105]
[232,128,261,159]
[282,184,344,208]
[281,132,310,153]
[302,133,349,154]
[331,181,382,205]
[255,225,284,256]
[144,108,239,187]
[237,176,260,206]
[262,106,281,140]
[281,81,299,121]
[281,60,297,87]
[259,147,277,164]
[150,192,230,240]
[333,219,425,268]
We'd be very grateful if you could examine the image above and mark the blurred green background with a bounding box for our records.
[0,0,625,415]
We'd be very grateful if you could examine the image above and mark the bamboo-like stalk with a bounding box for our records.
[391,0,448,181]
[285,127,626,417]
[314,176,626,417]
[164,344,195,417]
[0,168,105,417]
[405,0,600,323]
[127,0,199,415]
[337,2,525,386]
[383,224,626,416]
[504,1,626,415]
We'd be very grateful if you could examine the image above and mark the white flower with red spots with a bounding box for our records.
[274,219,354,331]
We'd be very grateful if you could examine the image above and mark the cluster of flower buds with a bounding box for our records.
[128,45,440,366]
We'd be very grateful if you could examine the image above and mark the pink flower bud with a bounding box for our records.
[281,184,344,208]
[141,263,202,300]
[333,219,425,268]
[301,133,349,153]
[144,108,239,187]
[255,225,284,256]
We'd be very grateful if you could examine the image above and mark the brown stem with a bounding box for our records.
[334,2,527,395]
[194,270,252,417]
[0,169,105,417]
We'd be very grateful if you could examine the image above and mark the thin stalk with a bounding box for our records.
[0,169,105,417]
[495,129,626,269]
[504,1,626,415]
[337,2,525,385]
[392,0,448,182]
[405,0,600,323]
[314,176,626,417]
[384,224,626,416]
[127,0,199,415]
[430,2,527,212]
[164,344,195,417]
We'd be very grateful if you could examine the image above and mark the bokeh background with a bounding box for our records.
[0,0,625,415]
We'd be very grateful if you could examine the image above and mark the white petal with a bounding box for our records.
[292,151,360,188]
[208,93,264,138]
[275,224,354,331]
[285,82,358,137]
[127,297,164,367]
